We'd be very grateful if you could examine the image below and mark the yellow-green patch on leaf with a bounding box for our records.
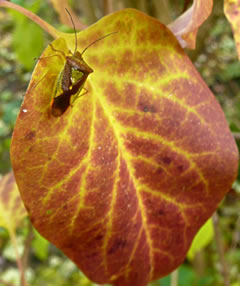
[11,8,238,286]
[224,0,240,59]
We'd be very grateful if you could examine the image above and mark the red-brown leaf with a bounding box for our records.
[10,8,238,286]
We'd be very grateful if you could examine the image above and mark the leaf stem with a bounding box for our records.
[170,269,178,286]
[9,229,28,286]
[212,212,230,286]
[21,221,34,273]
[0,0,61,39]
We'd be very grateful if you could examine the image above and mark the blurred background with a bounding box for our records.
[0,0,240,285]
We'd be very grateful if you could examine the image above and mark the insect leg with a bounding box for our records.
[49,43,66,59]
[70,88,88,106]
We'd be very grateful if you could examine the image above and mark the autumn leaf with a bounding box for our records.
[224,0,240,59]
[8,7,239,286]
[0,172,27,233]
[0,172,28,285]
[168,0,213,49]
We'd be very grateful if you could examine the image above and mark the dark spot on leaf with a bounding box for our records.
[155,167,163,175]
[138,101,156,113]
[29,146,34,152]
[25,131,36,140]
[86,252,98,258]
[162,156,172,165]
[177,165,184,172]
[108,239,127,255]
[95,234,103,241]
[158,209,164,216]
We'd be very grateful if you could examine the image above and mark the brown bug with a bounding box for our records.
[49,9,117,117]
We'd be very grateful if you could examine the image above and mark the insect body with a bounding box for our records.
[51,53,93,117]
[50,46,93,117]
[48,9,117,117]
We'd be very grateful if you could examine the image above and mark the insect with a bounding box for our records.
[49,9,117,117]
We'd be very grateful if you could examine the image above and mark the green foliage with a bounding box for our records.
[32,229,49,261]
[0,91,22,173]
[187,219,214,261]
[9,0,44,71]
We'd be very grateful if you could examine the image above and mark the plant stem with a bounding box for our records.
[21,221,34,272]
[212,212,230,286]
[170,269,178,286]
[0,0,59,39]
[9,229,27,286]
[231,214,240,250]
[103,0,114,15]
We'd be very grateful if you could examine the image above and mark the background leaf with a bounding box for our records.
[168,0,213,48]
[32,228,49,261]
[187,218,214,261]
[9,0,44,70]
[0,172,27,233]
[224,0,240,59]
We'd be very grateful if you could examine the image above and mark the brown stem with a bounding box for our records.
[21,221,34,272]
[103,0,114,15]
[212,212,230,286]
[0,0,61,39]
[231,214,240,250]
[9,229,28,286]
[192,251,206,277]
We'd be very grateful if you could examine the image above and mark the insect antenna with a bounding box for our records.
[81,32,118,56]
[65,8,78,55]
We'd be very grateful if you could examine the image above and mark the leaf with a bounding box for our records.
[11,8,239,286]
[0,172,27,233]
[168,0,213,49]
[224,0,240,59]
[32,228,49,261]
[11,12,44,70]
[187,218,214,261]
